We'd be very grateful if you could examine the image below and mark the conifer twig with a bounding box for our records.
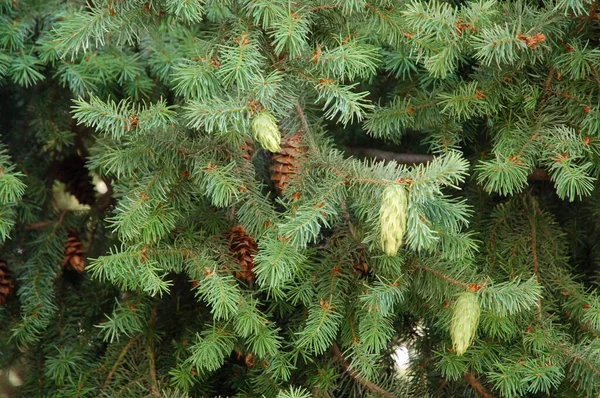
[24,220,53,231]
[344,147,434,165]
[25,210,69,231]
[147,344,160,397]
[103,337,138,391]
[345,147,551,180]
[147,306,160,397]
[526,200,543,318]
[416,265,470,289]
[295,103,310,133]
[588,63,600,91]
[331,343,398,398]
[464,372,495,398]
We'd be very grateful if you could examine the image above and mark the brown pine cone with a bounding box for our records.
[0,260,13,306]
[270,131,307,193]
[64,234,85,273]
[228,225,257,284]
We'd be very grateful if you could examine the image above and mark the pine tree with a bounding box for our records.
[2,0,600,397]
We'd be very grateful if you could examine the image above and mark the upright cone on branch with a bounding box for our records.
[450,291,480,356]
[270,131,307,193]
[0,260,13,306]
[379,184,408,256]
[228,225,258,284]
[251,111,281,152]
[64,233,85,273]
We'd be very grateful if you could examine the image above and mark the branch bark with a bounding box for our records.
[25,210,69,231]
[294,103,311,133]
[344,147,551,180]
[344,147,434,165]
[464,372,495,398]
[331,343,398,398]
[103,337,138,391]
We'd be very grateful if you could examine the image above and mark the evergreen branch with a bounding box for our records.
[415,264,470,289]
[24,220,53,230]
[331,343,398,398]
[103,336,138,391]
[295,103,310,133]
[24,210,69,231]
[587,62,600,91]
[525,200,544,319]
[464,372,495,398]
[347,147,551,180]
[344,147,434,164]
[147,342,160,397]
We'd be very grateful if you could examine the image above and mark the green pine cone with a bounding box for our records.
[251,111,281,152]
[379,184,408,256]
[450,291,480,356]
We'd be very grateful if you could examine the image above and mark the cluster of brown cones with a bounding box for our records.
[227,131,306,284]
[0,260,13,306]
[270,131,307,193]
[228,225,257,284]
[64,233,85,273]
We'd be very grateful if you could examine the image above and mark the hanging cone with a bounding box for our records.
[63,233,85,273]
[55,155,96,206]
[270,131,307,193]
[228,225,257,284]
[0,260,13,306]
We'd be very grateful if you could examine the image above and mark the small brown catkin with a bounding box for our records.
[0,260,13,306]
[270,131,307,193]
[228,225,258,284]
[64,233,85,273]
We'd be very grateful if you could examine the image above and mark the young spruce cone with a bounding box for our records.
[450,291,480,356]
[379,184,408,256]
[64,233,85,273]
[228,225,257,284]
[251,111,281,152]
[55,155,96,206]
[0,260,13,306]
[270,131,307,193]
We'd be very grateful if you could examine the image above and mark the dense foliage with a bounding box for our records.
[2,0,600,397]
